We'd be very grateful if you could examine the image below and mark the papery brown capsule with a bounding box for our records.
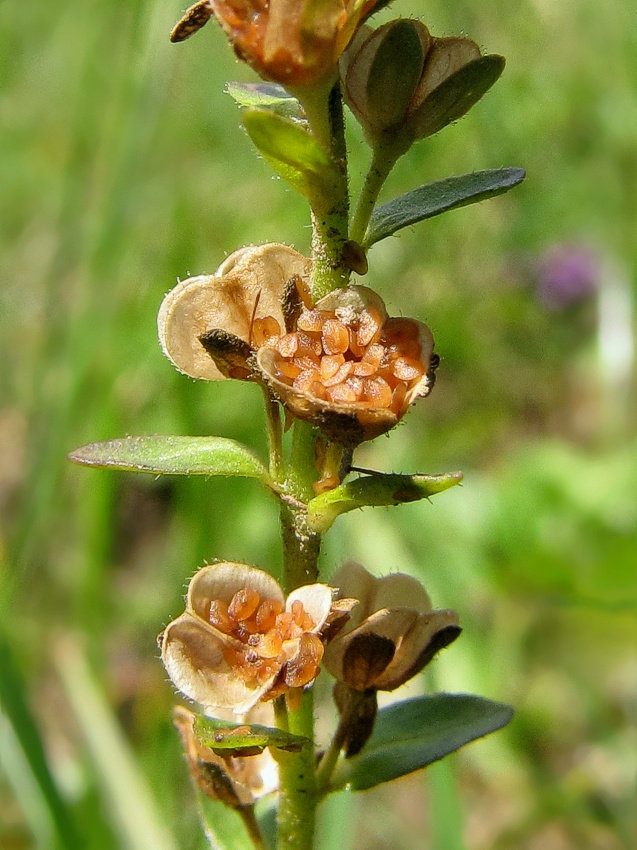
[324,562,461,692]
[256,285,436,446]
[157,243,309,380]
[202,0,387,87]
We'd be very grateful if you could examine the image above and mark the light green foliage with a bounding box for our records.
[69,435,271,482]
[194,716,310,755]
[364,167,526,246]
[306,470,463,532]
[0,0,635,848]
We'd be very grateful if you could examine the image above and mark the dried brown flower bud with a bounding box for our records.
[324,562,461,692]
[173,705,277,807]
[189,0,387,86]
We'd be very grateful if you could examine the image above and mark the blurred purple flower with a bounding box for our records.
[534,244,599,309]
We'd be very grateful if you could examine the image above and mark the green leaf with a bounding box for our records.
[306,471,463,534]
[198,797,257,850]
[242,108,340,201]
[364,167,526,246]
[411,54,505,140]
[194,716,310,756]
[332,694,513,792]
[68,435,270,482]
[226,82,304,120]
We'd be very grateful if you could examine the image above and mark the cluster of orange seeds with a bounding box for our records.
[209,588,324,694]
[257,306,426,413]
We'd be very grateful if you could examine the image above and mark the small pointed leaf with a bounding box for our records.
[411,54,505,140]
[332,694,514,791]
[365,167,526,246]
[194,716,310,756]
[68,436,270,482]
[306,471,462,534]
[242,108,340,200]
[227,82,304,120]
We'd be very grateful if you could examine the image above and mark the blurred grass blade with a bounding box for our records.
[364,168,526,247]
[0,630,82,849]
[69,435,271,482]
[54,637,178,850]
[332,694,513,791]
[306,471,463,533]
[428,758,466,850]
[317,791,356,850]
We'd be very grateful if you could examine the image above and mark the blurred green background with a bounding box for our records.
[1,0,635,848]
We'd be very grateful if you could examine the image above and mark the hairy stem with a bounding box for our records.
[276,692,317,850]
[261,385,283,480]
[349,143,402,246]
[274,78,354,850]
[309,85,350,302]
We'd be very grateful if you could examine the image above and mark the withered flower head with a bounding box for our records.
[157,243,309,380]
[323,561,460,692]
[160,562,334,714]
[173,0,388,86]
[257,285,437,446]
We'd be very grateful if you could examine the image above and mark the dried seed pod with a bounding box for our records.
[170,0,214,43]
[256,286,436,446]
[157,243,309,380]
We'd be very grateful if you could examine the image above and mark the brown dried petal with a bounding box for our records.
[187,563,284,623]
[323,608,419,688]
[170,1,214,43]
[332,682,378,757]
[157,243,308,380]
[329,561,432,627]
[340,632,396,690]
[161,613,277,712]
[286,583,333,634]
[373,610,461,691]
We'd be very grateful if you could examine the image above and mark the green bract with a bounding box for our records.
[342,20,504,152]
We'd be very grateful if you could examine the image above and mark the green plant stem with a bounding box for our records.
[276,419,321,848]
[275,691,317,850]
[261,385,283,480]
[307,84,351,302]
[349,143,402,246]
[274,78,355,850]
[315,689,368,795]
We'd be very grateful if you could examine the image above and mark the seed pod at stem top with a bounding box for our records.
[172,0,390,87]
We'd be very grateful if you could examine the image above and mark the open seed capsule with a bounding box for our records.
[256,286,437,446]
